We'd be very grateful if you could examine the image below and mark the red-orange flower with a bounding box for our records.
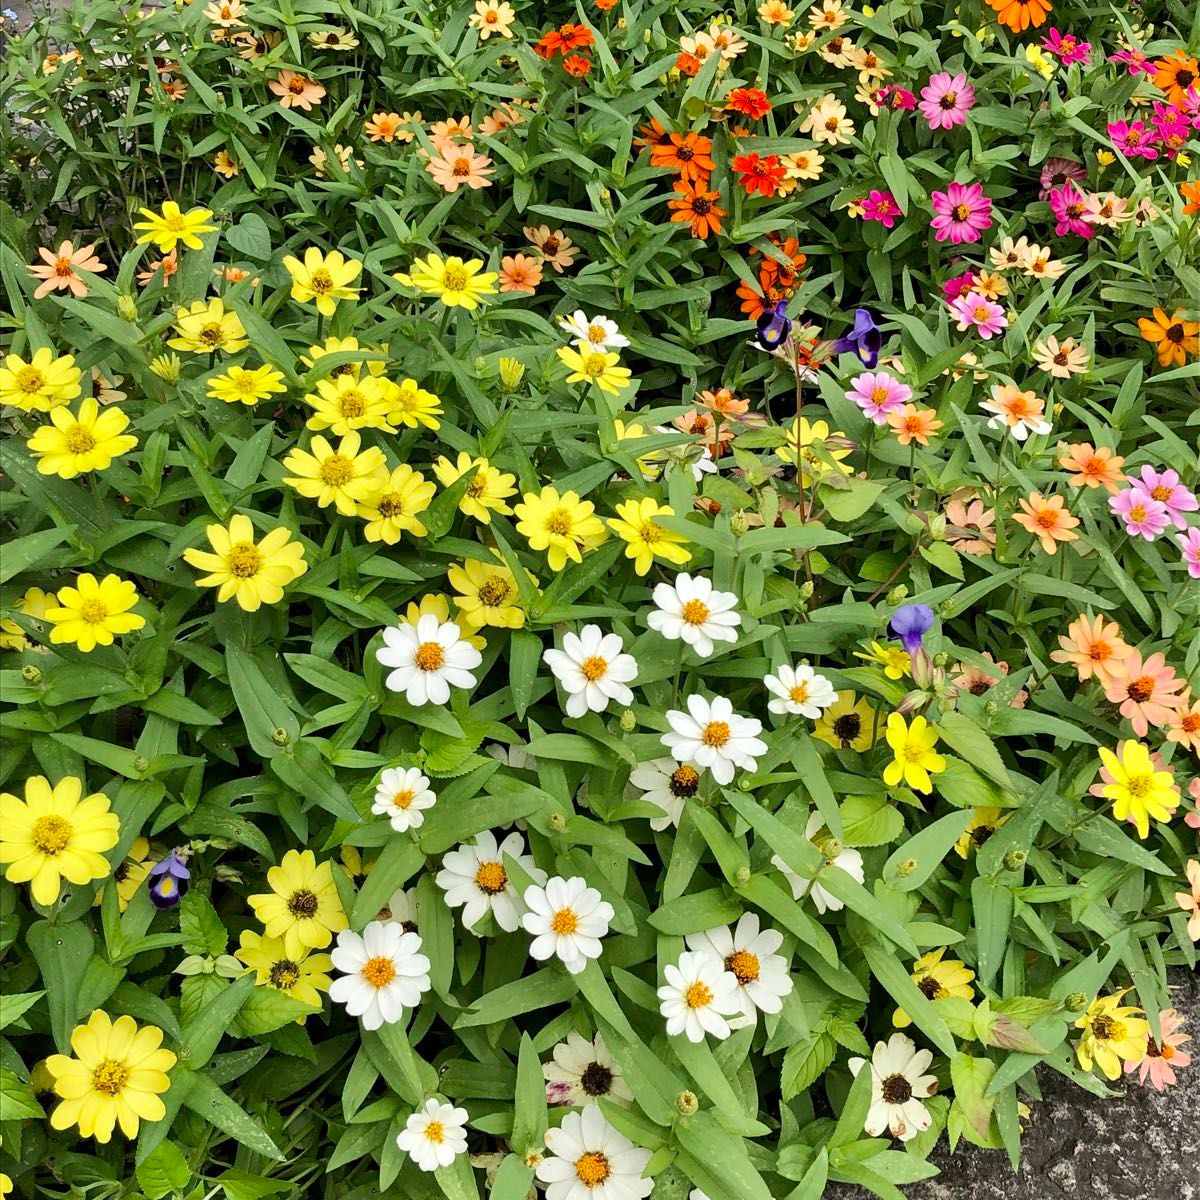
[667,181,726,239]
[650,131,715,184]
[1152,50,1199,106]
[1181,181,1200,217]
[635,118,672,152]
[732,152,785,197]
[563,53,592,78]
[984,0,1051,33]
[535,22,595,58]
[675,51,702,77]
[725,88,772,120]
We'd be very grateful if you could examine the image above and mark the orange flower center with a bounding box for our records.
[550,908,579,935]
[574,1152,610,1188]
[1126,677,1154,703]
[361,955,396,988]
[414,641,445,672]
[684,981,713,1008]
[681,599,710,625]
[580,655,608,682]
[474,861,507,894]
[701,721,731,747]
[725,949,760,983]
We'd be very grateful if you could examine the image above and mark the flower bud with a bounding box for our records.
[548,811,566,833]
[895,857,918,878]
[149,353,181,383]
[117,294,139,321]
[735,866,751,886]
[473,356,487,373]
[619,709,637,732]
[498,356,525,392]
[1064,992,1088,1013]
[134,754,150,773]
[675,1090,699,1116]
[885,585,909,606]
[522,1149,543,1169]
[21,664,42,684]
[271,727,291,746]
[1003,850,1027,871]
[729,509,750,536]
[797,581,814,602]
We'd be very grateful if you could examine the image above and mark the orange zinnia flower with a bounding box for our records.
[535,22,594,58]
[1057,443,1125,494]
[887,404,943,446]
[1167,692,1200,753]
[667,180,726,238]
[1138,308,1200,368]
[28,241,106,299]
[725,87,772,120]
[1050,614,1131,687]
[984,0,1051,33]
[364,112,404,142]
[563,53,592,78]
[1103,650,1186,737]
[675,51,702,76]
[1151,50,1199,106]
[1181,181,1200,217]
[650,132,715,184]
[524,225,577,273]
[635,118,673,152]
[1013,492,1079,555]
[270,70,325,110]
[498,254,543,295]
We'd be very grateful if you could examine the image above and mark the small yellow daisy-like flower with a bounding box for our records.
[234,930,334,1019]
[94,836,152,912]
[356,465,436,544]
[854,640,911,679]
[0,775,120,906]
[613,418,668,480]
[431,451,517,523]
[776,417,853,485]
[282,431,388,516]
[26,398,138,479]
[1097,740,1180,840]
[556,346,633,395]
[385,377,443,430]
[607,496,692,577]
[207,363,288,406]
[282,247,362,316]
[514,486,607,571]
[182,514,308,612]
[168,298,248,355]
[46,1010,177,1142]
[448,556,534,630]
[0,348,82,412]
[811,691,877,751]
[882,713,946,795]
[1075,991,1149,1080]
[0,586,55,651]
[301,335,386,379]
[46,574,147,652]
[893,947,975,1027]
[248,849,348,959]
[953,806,1010,859]
[394,252,498,309]
[304,373,394,435]
[132,200,216,253]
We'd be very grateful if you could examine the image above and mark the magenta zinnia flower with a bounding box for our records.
[942,269,977,301]
[949,292,1007,339]
[930,182,992,244]
[862,189,902,228]
[1108,47,1154,77]
[1178,528,1200,579]
[880,86,916,111]
[1127,467,1198,529]
[1038,156,1086,200]
[845,370,912,425]
[1041,29,1090,67]
[1107,119,1159,161]
[1048,182,1095,238]
[1109,488,1171,540]
[918,71,975,130]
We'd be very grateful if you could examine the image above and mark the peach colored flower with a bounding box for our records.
[498,254,543,295]
[480,105,524,136]
[1177,861,1200,942]
[1103,649,1185,737]
[28,241,106,299]
[1013,492,1079,555]
[523,225,577,273]
[1058,442,1125,493]
[270,70,325,110]
[430,116,473,141]
[136,250,178,287]
[1050,614,1132,688]
[364,112,405,142]
[953,653,1027,708]
[1125,1009,1191,1091]
[425,144,493,192]
[1165,691,1200,753]
[887,404,943,447]
[944,492,996,555]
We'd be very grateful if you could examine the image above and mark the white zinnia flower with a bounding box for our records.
[559,310,630,353]
[522,875,614,975]
[380,886,418,930]
[435,829,546,933]
[543,1031,633,1107]
[773,812,866,914]
[328,920,431,1030]
[627,757,703,831]
[536,1103,653,1200]
[647,573,740,658]
[849,1032,938,1142]
[661,695,766,786]
[685,913,793,1028]
[543,625,638,718]
[376,613,482,706]
[371,766,436,832]
[657,950,741,1043]
[763,663,837,717]
[396,1098,469,1171]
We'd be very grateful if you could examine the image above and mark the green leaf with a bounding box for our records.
[0,526,73,583]
[226,650,300,758]
[862,943,957,1058]
[183,1070,285,1160]
[27,920,93,1052]
[883,809,973,891]
[510,1033,548,1156]
[781,1032,836,1099]
[180,973,254,1068]
[179,891,228,957]
[136,1141,191,1199]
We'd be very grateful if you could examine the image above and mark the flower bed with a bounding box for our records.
[1,1,1198,1198]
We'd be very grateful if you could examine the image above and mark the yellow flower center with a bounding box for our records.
[583,353,609,377]
[476,576,513,607]
[338,388,366,417]
[684,981,713,1009]
[64,424,97,453]
[361,955,396,988]
[701,721,730,748]
[1123,772,1152,800]
[580,655,608,682]
[269,959,301,989]
[1090,1014,1125,1042]
[545,507,574,536]
[16,366,45,393]
[163,213,185,232]
[637,520,664,545]
[586,323,607,343]
[474,860,507,894]
[54,256,75,277]
[725,949,760,983]
[442,264,469,292]
[91,1060,130,1096]
[319,454,354,486]
[550,907,579,934]
[575,1152,610,1188]
[466,472,488,498]
[392,789,415,810]
[32,814,72,855]
[424,1119,446,1143]
[79,598,108,624]
[681,599,710,625]
[870,386,889,404]
[484,10,498,23]
[902,741,927,763]
[226,542,263,578]
[414,641,445,671]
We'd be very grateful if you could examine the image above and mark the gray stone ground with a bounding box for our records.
[832,969,1199,1200]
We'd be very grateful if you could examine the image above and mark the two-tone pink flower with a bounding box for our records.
[918,71,975,130]
[930,182,992,244]
[846,371,912,425]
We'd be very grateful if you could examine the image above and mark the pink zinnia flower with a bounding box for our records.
[1107,119,1159,161]
[949,292,1007,339]
[1039,157,1086,200]
[1048,182,1095,238]
[880,86,916,111]
[1108,47,1154,77]
[1126,466,1198,529]
[1178,528,1200,579]
[919,71,975,130]
[846,370,912,425]
[930,182,992,244]
[862,189,902,229]
[1103,649,1186,737]
[942,269,978,301]
[1109,488,1171,540]
[1187,777,1200,828]
[1149,103,1193,158]
[1125,1009,1192,1092]
[1041,29,1090,67]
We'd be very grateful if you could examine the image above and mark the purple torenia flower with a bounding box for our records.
[1127,466,1198,529]
[1109,489,1170,540]
[833,308,882,367]
[889,604,935,655]
[148,850,190,909]
[755,299,792,351]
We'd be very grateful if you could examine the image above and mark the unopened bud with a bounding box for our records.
[1064,992,1088,1013]
[117,294,139,321]
[149,353,181,383]
[675,1090,699,1116]
[498,356,525,392]
[735,865,751,886]
[1003,850,1027,871]
[895,857,917,878]
[928,513,948,540]
[729,509,749,536]
[548,812,566,833]
[271,727,291,746]
[896,688,930,715]
[798,581,814,601]
[886,585,909,606]
[134,755,149,773]
[522,1149,543,1169]
[619,709,637,732]
[21,664,41,683]
[473,356,487,373]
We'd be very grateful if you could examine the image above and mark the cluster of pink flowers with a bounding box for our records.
[1108,466,1199,546]
[1107,97,1199,162]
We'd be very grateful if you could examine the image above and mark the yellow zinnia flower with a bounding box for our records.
[607,496,692,576]
[304,373,394,434]
[953,806,1009,858]
[1097,740,1180,839]
[234,930,333,1018]
[776,417,853,485]
[46,1011,176,1142]
[132,201,216,252]
[0,348,82,412]
[46,574,147,652]
[0,586,54,650]
[301,335,386,378]
[248,849,348,959]
[449,556,534,630]
[882,713,946,795]
[893,947,975,1027]
[385,377,443,430]
[0,775,120,906]
[356,465,436,543]
[282,247,362,316]
[556,346,633,395]
[1075,991,1149,1080]
[283,431,388,516]
[855,640,911,679]
[168,298,248,355]
[207,363,288,406]
[182,515,308,611]
[431,451,516,523]
[613,418,666,480]
[95,836,152,911]
[812,691,877,751]
[514,486,607,571]
[26,398,138,479]
[394,252,498,309]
